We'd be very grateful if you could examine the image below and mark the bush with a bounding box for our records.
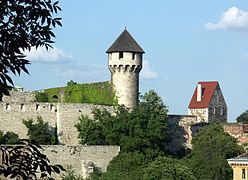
[23,116,58,145]
[0,131,20,144]
[35,92,49,102]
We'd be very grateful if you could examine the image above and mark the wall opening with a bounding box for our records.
[119,52,123,59]
[6,103,10,111]
[20,104,25,112]
[132,52,135,60]
[36,104,40,111]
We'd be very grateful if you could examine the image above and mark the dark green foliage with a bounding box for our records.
[61,165,84,180]
[102,152,149,180]
[143,156,197,180]
[35,91,49,102]
[188,123,243,180]
[0,131,20,144]
[76,90,168,158]
[0,0,62,97]
[0,140,65,179]
[23,116,58,145]
[67,80,77,86]
[236,110,248,123]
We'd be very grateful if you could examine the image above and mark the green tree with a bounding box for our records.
[0,0,62,97]
[143,156,196,180]
[23,116,58,145]
[67,80,77,86]
[75,90,168,157]
[0,131,20,144]
[35,91,49,102]
[236,110,248,123]
[102,152,149,180]
[188,123,242,180]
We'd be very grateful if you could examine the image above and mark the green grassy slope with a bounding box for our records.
[36,81,115,106]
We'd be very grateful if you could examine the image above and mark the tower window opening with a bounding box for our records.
[201,88,205,97]
[20,104,25,112]
[132,52,135,60]
[119,52,123,59]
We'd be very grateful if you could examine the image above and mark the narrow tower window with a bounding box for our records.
[20,104,25,112]
[132,52,135,60]
[119,52,123,59]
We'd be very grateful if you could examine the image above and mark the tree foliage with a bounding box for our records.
[23,116,58,145]
[75,90,168,158]
[236,110,248,123]
[102,152,149,180]
[35,91,49,102]
[143,156,196,180]
[188,123,243,180]
[0,131,21,145]
[0,140,65,179]
[67,80,77,86]
[0,0,62,96]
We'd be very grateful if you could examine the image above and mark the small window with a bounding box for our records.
[119,52,123,59]
[20,104,25,112]
[242,169,246,179]
[36,104,40,111]
[220,108,223,115]
[6,103,10,111]
[201,88,205,97]
[132,52,135,60]
[213,107,215,114]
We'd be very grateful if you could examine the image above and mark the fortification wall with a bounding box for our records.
[43,145,120,179]
[2,91,35,103]
[0,100,113,145]
[167,115,197,154]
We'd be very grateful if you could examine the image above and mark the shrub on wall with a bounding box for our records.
[0,131,20,144]
[23,116,58,145]
[35,91,49,102]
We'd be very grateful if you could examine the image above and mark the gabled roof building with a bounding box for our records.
[188,81,227,123]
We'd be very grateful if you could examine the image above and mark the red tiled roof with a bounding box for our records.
[188,81,218,109]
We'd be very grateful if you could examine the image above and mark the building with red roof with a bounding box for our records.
[188,81,227,123]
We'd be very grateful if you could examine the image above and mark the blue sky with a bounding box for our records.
[12,0,248,122]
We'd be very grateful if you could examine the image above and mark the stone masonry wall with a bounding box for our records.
[42,145,120,179]
[0,92,113,145]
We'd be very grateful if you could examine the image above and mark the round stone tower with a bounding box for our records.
[106,29,145,108]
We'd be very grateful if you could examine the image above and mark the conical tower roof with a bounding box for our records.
[106,29,145,53]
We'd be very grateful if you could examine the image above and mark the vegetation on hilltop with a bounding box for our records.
[35,81,115,106]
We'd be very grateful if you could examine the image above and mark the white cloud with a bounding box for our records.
[141,60,158,80]
[205,7,248,31]
[23,46,72,62]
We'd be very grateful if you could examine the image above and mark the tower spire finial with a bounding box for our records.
[125,26,127,30]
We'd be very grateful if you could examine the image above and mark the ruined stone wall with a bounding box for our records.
[2,91,35,103]
[167,115,197,154]
[0,145,120,179]
[43,145,120,179]
[188,108,209,123]
[0,94,113,145]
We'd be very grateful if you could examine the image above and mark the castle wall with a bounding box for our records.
[0,145,120,179]
[42,145,120,179]
[167,115,197,154]
[0,98,113,145]
[188,108,209,123]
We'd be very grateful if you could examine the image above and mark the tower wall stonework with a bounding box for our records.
[108,52,142,108]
